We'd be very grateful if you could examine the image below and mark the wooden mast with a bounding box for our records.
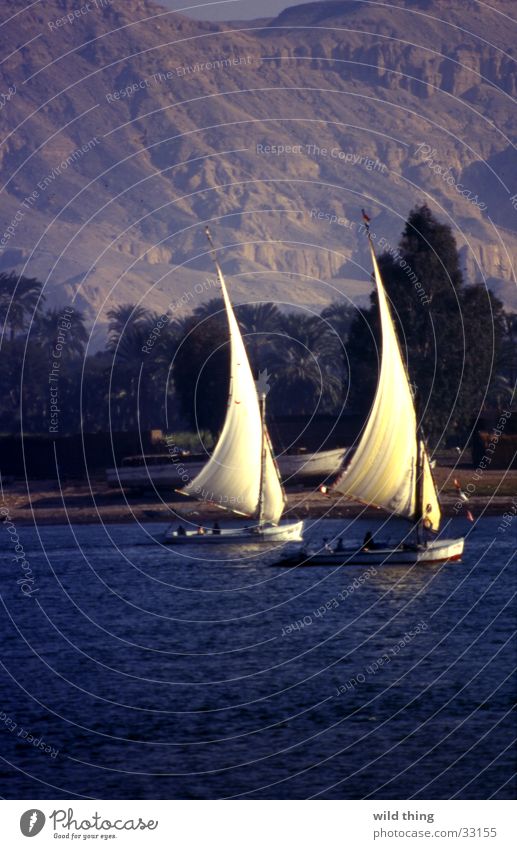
[257,392,267,527]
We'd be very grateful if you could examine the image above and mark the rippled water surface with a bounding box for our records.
[1,517,515,799]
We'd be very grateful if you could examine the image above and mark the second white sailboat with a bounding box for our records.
[164,229,303,545]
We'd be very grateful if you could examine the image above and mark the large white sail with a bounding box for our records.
[181,242,284,525]
[333,237,438,525]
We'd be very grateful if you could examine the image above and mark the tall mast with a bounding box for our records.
[257,392,267,527]
[205,226,222,278]
[412,380,423,528]
[414,437,424,541]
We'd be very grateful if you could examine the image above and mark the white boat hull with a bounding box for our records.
[279,537,464,566]
[163,519,304,545]
[278,448,347,480]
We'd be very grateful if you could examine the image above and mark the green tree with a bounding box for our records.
[0,271,43,341]
[497,312,517,403]
[32,307,88,357]
[235,301,283,375]
[267,312,345,415]
[107,302,151,351]
[172,299,230,433]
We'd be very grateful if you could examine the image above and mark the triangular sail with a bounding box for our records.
[261,424,287,524]
[181,235,284,525]
[420,442,441,532]
[333,235,439,527]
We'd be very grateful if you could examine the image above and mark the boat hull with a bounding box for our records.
[279,537,464,566]
[107,448,347,490]
[163,520,304,545]
[278,447,347,481]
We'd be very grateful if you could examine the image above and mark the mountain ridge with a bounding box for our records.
[0,0,515,343]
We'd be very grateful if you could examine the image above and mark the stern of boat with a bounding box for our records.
[257,520,304,542]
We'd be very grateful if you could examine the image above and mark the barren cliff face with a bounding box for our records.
[0,0,515,338]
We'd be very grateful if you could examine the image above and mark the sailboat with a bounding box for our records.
[280,216,464,566]
[164,229,304,545]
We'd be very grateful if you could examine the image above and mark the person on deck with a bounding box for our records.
[196,526,205,535]
[362,531,374,551]
[212,521,221,535]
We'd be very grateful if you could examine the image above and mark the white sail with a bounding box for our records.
[261,426,287,524]
[334,238,437,524]
[181,248,284,525]
[421,442,441,532]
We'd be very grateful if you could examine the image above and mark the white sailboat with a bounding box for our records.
[164,229,304,545]
[281,217,464,566]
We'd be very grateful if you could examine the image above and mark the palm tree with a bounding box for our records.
[31,307,88,357]
[0,272,43,341]
[320,300,355,345]
[268,312,345,415]
[235,301,283,375]
[173,302,230,432]
[106,302,151,350]
[235,301,283,334]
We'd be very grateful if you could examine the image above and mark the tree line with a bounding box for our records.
[0,206,515,446]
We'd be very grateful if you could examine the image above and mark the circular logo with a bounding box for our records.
[20,810,46,837]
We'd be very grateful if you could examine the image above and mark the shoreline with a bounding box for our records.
[0,474,515,526]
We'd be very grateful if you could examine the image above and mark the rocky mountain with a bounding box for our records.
[0,0,515,344]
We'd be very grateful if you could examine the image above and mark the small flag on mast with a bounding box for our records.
[361,209,371,223]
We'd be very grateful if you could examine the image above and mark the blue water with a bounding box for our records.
[0,516,515,799]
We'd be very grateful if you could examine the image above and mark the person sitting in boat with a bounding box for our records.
[212,521,221,535]
[362,531,374,551]
[177,525,186,536]
[421,506,434,547]
[196,526,205,535]
[335,538,344,551]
